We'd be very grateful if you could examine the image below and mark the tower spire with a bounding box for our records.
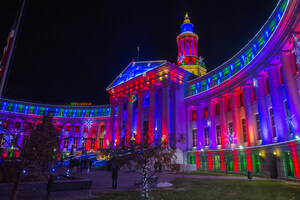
[176,12,207,77]
[183,12,190,24]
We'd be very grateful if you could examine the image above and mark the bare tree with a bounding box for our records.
[0,115,61,200]
[110,132,184,198]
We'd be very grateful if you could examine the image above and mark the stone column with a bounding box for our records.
[208,101,216,149]
[197,105,204,150]
[255,75,272,144]
[243,84,256,146]
[267,64,289,141]
[281,50,300,135]
[125,96,133,146]
[162,83,170,143]
[107,99,116,148]
[148,86,156,144]
[231,91,242,146]
[115,97,124,146]
[219,97,227,149]
[157,89,163,141]
[136,91,146,144]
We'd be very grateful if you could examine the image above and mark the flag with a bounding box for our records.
[0,29,15,77]
[137,45,140,52]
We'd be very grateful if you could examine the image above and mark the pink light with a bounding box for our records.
[233,150,239,172]
[208,151,213,170]
[246,149,253,172]
[195,152,200,170]
[289,142,300,178]
[220,150,225,171]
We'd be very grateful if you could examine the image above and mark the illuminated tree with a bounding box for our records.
[0,115,61,200]
[110,133,184,198]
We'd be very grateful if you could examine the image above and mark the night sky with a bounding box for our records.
[0,0,277,105]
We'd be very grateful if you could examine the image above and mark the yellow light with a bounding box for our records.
[259,152,262,156]
[273,151,277,156]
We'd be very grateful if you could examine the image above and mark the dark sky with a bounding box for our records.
[0,0,277,105]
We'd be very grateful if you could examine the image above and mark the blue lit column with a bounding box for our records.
[208,101,216,149]
[196,104,204,150]
[115,97,124,146]
[281,49,300,136]
[231,91,242,146]
[219,96,227,149]
[255,75,272,144]
[107,99,116,148]
[243,84,256,146]
[267,63,288,141]
[126,95,133,146]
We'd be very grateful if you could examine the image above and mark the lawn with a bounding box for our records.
[90,178,300,200]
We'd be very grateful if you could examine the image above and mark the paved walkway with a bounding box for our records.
[0,169,264,200]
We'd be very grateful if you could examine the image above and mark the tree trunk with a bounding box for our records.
[10,170,22,200]
[141,165,148,199]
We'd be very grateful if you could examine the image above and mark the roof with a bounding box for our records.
[106,60,167,90]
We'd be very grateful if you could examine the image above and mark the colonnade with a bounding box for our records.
[107,82,179,147]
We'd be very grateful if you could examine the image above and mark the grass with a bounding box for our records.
[175,170,246,177]
[90,178,300,200]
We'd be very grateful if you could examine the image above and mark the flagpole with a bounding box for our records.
[0,0,26,97]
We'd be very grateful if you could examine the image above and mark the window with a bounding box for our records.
[3,121,8,128]
[73,137,78,148]
[228,122,233,135]
[204,127,209,146]
[189,155,195,164]
[203,107,208,118]
[191,109,197,121]
[255,114,261,140]
[252,86,257,101]
[145,98,149,106]
[252,153,261,174]
[100,125,105,133]
[92,126,97,133]
[75,126,80,133]
[283,151,294,177]
[265,77,270,95]
[66,125,71,132]
[91,138,95,149]
[82,138,87,149]
[25,123,33,131]
[239,93,244,107]
[226,98,232,112]
[15,122,21,129]
[23,135,29,144]
[215,102,220,115]
[99,138,104,149]
[57,125,62,132]
[283,100,293,134]
[269,108,276,138]
[239,154,247,172]
[216,125,221,145]
[242,118,247,142]
[84,126,88,133]
[192,129,197,147]
[63,138,69,148]
[214,155,220,170]
[279,67,284,85]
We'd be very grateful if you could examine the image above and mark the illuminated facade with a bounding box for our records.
[0,0,300,179]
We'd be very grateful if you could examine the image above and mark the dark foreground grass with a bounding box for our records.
[90,178,300,200]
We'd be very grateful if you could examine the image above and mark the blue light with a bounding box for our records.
[180,23,194,33]
[230,65,234,71]
[207,78,211,83]
[23,170,26,173]
[265,30,269,38]
[219,72,222,77]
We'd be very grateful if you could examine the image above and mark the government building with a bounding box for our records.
[1,0,300,179]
